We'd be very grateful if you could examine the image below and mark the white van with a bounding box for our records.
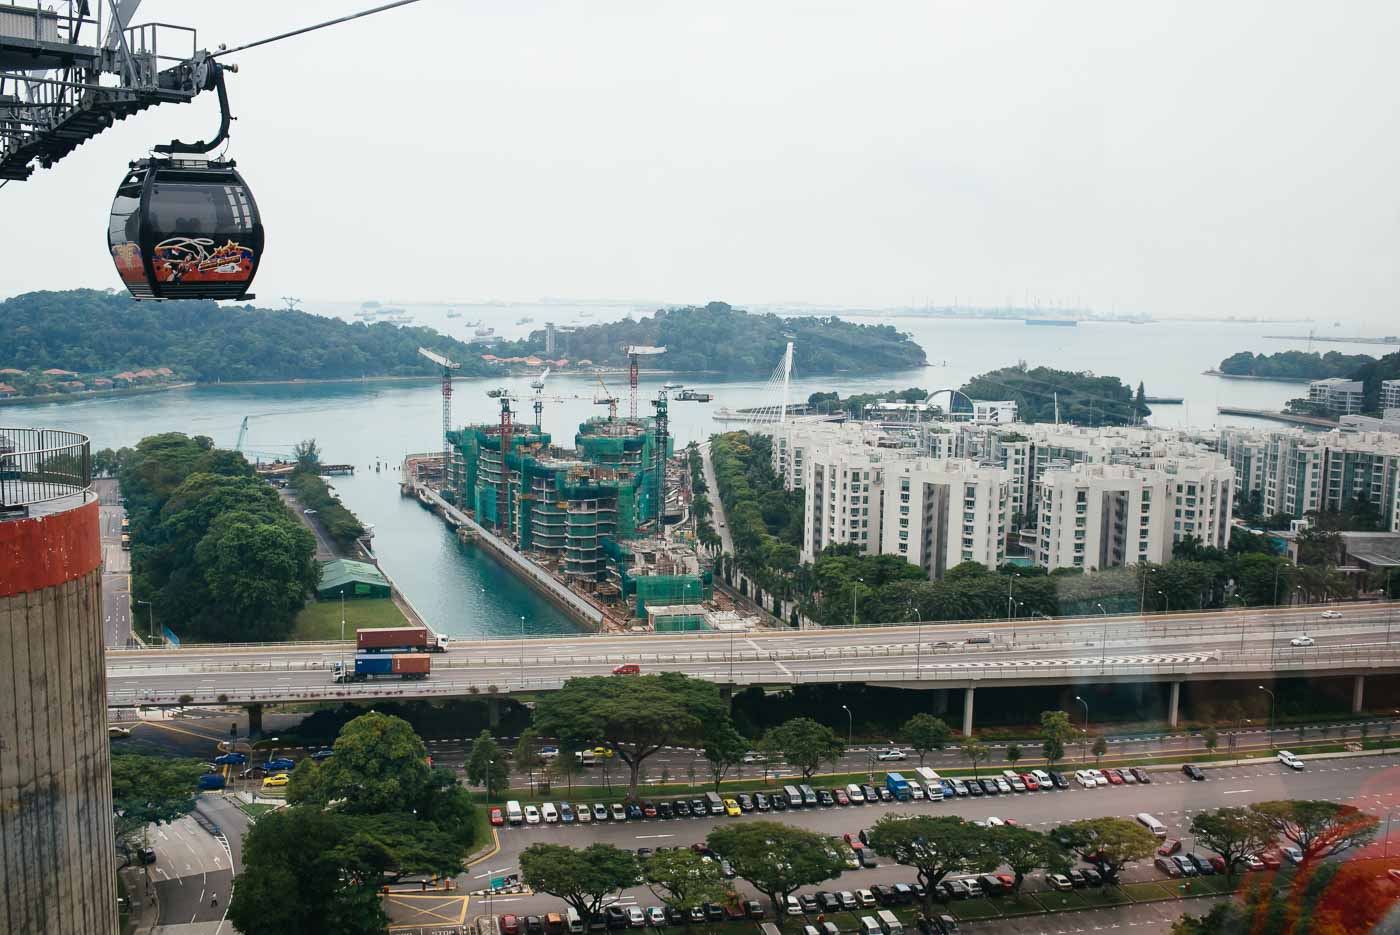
[846,782,866,804]
[506,800,524,825]
[566,908,583,934]
[1136,813,1167,837]
[860,916,882,935]
[542,802,559,823]
[876,910,904,935]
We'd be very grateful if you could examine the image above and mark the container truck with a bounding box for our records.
[355,626,450,653]
[332,653,431,682]
[885,772,912,801]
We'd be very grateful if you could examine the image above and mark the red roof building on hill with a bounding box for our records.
[42,368,78,377]
[154,367,173,377]
[92,378,113,387]
[61,381,85,391]
[0,383,16,397]
[0,368,23,376]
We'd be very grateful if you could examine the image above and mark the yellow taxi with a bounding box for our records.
[590,746,614,759]
[262,772,291,788]
[723,797,741,817]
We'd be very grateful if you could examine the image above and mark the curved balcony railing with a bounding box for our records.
[0,427,91,512]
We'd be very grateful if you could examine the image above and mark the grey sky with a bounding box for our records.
[3,1,1397,322]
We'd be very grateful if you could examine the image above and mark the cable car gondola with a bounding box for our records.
[107,62,263,301]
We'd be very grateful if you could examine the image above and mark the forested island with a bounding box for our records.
[1213,350,1376,381]
[492,302,927,375]
[0,289,496,397]
[961,364,1147,425]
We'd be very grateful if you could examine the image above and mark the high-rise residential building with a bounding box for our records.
[1035,463,1172,570]
[0,428,117,933]
[799,443,890,563]
[1382,380,1400,411]
[1220,427,1400,522]
[880,457,1010,575]
[1308,378,1366,415]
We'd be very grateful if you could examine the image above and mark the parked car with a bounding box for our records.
[1067,869,1087,888]
[489,807,505,826]
[994,777,1013,794]
[703,903,724,922]
[604,906,628,929]
[817,892,842,912]
[1019,772,1039,791]
[1081,868,1103,886]
[771,792,789,810]
[834,789,850,806]
[1031,769,1052,788]
[1172,855,1198,877]
[799,894,820,914]
[610,803,627,821]
[1182,764,1206,781]
[1187,853,1215,875]
[816,789,834,806]
[673,799,691,818]
[500,914,521,935]
[1045,874,1073,892]
[577,804,592,823]
[858,849,878,869]
[1242,854,1266,871]
[736,793,754,812]
[261,773,290,788]
[981,778,1000,795]
[656,800,673,819]
[690,798,707,816]
[645,907,665,927]
[1258,851,1283,869]
[754,793,771,812]
[1130,767,1151,784]
[784,896,803,917]
[860,783,879,802]
[1155,857,1182,878]
[1103,769,1124,785]
[626,803,644,821]
[1050,771,1070,789]
[1282,847,1304,865]
[524,805,541,824]
[641,801,658,818]
[940,879,969,900]
[1158,838,1182,856]
[745,900,765,920]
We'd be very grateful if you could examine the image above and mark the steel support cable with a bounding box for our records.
[208,0,429,59]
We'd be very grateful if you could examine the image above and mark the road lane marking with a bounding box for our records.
[635,833,674,839]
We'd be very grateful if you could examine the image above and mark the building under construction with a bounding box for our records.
[446,415,707,609]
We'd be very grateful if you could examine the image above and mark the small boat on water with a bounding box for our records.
[474,325,495,337]
[516,316,533,324]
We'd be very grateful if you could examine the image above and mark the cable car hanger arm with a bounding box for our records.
[153,63,232,155]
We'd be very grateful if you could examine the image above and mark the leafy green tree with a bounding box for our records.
[702,722,749,792]
[110,754,207,854]
[866,815,999,908]
[289,711,433,815]
[1051,818,1157,884]
[1201,726,1220,754]
[466,729,509,799]
[1249,800,1378,864]
[1189,808,1275,878]
[513,730,546,789]
[1040,711,1074,770]
[762,717,844,780]
[960,738,990,777]
[707,820,848,915]
[1005,744,1022,767]
[294,438,322,471]
[990,825,1070,893]
[533,673,728,798]
[644,848,729,911]
[520,843,638,927]
[229,807,388,935]
[1092,736,1109,765]
[901,713,953,766]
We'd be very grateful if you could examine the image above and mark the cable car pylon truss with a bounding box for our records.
[0,0,424,184]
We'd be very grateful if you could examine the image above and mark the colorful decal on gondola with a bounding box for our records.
[151,237,255,283]
[110,241,146,283]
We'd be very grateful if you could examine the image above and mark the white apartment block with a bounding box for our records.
[800,444,889,564]
[1036,464,1172,571]
[1308,378,1366,415]
[880,458,1010,576]
[1220,427,1400,521]
[1383,380,1400,411]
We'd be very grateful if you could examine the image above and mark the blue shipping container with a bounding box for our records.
[354,656,393,675]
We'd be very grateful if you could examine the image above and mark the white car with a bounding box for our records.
[1320,610,1343,619]
[741,752,767,764]
[108,726,132,738]
[1031,769,1052,788]
[985,816,1005,826]
[539,746,560,760]
[1278,750,1305,770]
[876,749,908,761]
[1291,635,1315,647]
[1075,769,1097,788]
[541,802,559,823]
[524,804,541,824]
[1087,769,1109,786]
[785,896,803,916]
[645,907,665,926]
[626,907,645,928]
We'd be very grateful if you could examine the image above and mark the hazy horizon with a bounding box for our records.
[2,1,1397,324]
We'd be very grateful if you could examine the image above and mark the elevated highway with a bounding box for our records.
[105,603,1400,731]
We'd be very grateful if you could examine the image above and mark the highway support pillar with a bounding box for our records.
[1168,682,1181,728]
[246,703,264,738]
[962,687,974,736]
[1353,674,1366,714]
[487,697,502,728]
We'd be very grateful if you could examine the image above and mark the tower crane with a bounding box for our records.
[418,347,460,474]
[624,346,666,420]
[529,367,550,430]
[234,416,249,453]
[594,375,619,422]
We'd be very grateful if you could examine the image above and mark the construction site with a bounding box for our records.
[404,346,745,632]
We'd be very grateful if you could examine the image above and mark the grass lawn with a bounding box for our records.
[1078,887,1131,907]
[947,900,1002,920]
[237,801,279,820]
[1190,875,1240,895]
[1123,881,1175,902]
[999,895,1045,917]
[1035,891,1090,912]
[291,597,406,640]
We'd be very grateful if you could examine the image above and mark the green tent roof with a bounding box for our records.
[318,559,390,593]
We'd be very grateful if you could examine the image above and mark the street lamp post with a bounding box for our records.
[1273,563,1284,606]
[1258,685,1276,749]
[841,704,853,746]
[1006,573,1019,624]
[519,615,527,687]
[1158,590,1168,614]
[1075,695,1089,763]
[1096,603,1109,668]
[911,604,923,679]
[136,599,155,643]
[339,590,347,642]
[1140,567,1154,614]
[852,578,863,627]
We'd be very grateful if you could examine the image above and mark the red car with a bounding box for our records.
[1258,851,1283,869]
[500,915,520,935]
[1020,773,1039,791]
[834,789,850,805]
[1104,769,1125,785]
[1157,838,1182,856]
[612,663,640,675]
[490,807,505,826]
